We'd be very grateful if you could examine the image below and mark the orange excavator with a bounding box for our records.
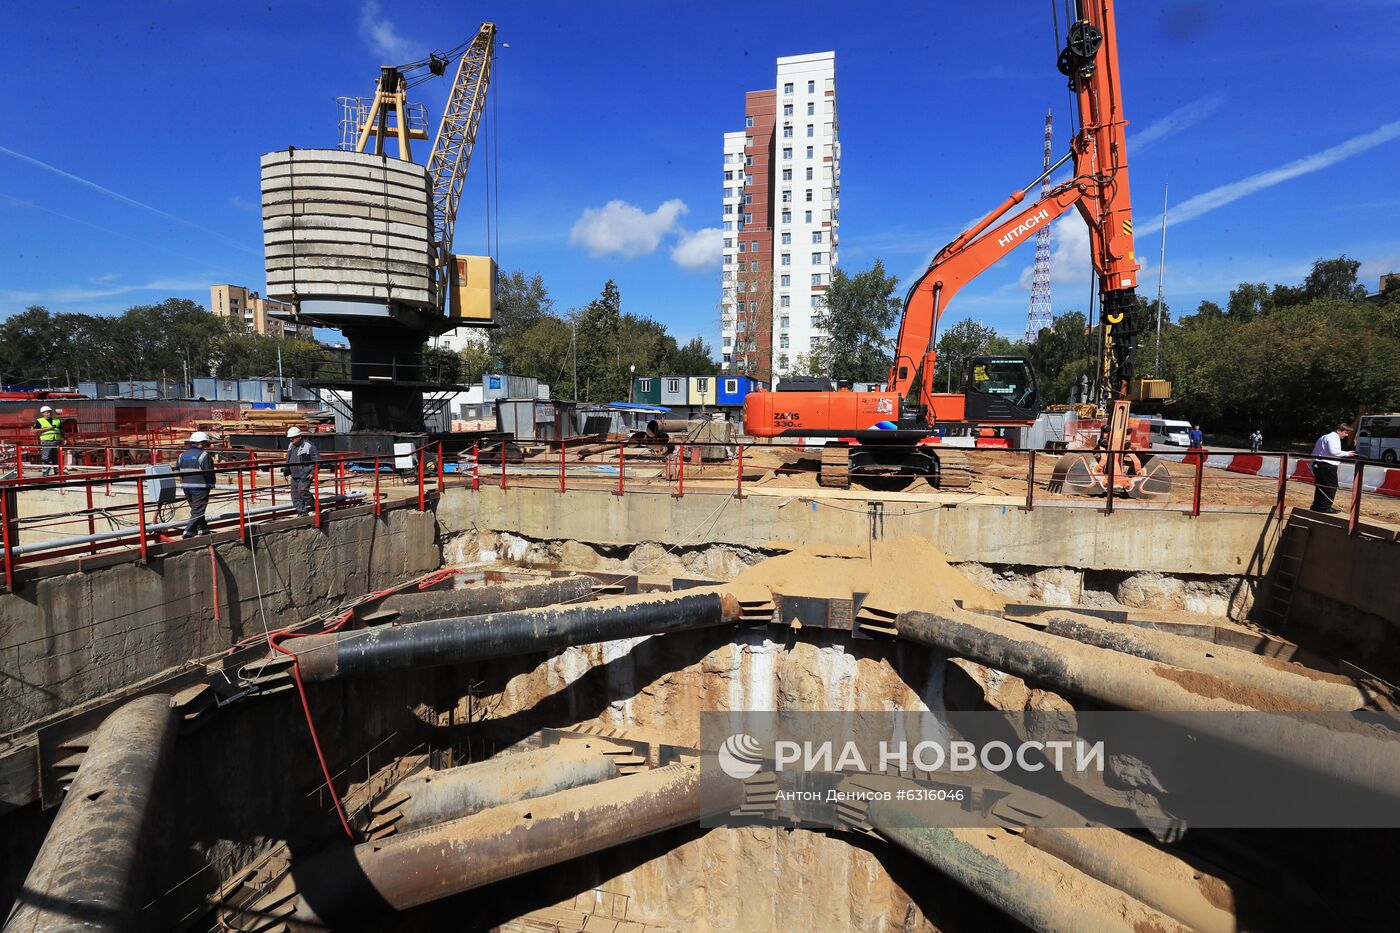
[744,0,1170,497]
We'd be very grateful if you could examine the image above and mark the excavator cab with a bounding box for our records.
[962,356,1040,422]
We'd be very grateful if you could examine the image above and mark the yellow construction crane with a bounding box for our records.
[341,22,498,321]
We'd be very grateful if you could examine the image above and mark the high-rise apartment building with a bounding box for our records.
[209,285,314,340]
[720,52,840,381]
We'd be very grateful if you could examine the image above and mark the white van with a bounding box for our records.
[1146,419,1192,448]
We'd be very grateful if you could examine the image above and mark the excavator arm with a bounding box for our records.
[887,0,1139,413]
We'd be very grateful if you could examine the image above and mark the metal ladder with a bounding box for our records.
[1260,523,1311,630]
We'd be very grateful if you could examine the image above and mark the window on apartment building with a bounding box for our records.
[783,126,792,139]
[778,353,789,368]
[745,136,753,147]
[781,190,792,203]
[780,274,791,286]
[807,102,815,115]
[806,167,814,180]
[724,221,734,230]
[781,210,791,223]
[737,219,745,230]
[723,238,732,248]
[783,104,793,116]
[780,295,791,308]
[743,194,752,205]
[782,147,792,160]
[745,174,753,185]
[737,317,746,331]
[782,168,792,181]
[723,353,732,364]
[808,80,815,92]
[812,273,824,285]
[813,293,826,309]
[724,187,733,198]
[781,232,791,245]
[812,252,824,264]
[806,124,814,137]
[752,260,762,272]
[804,189,813,202]
[805,146,814,158]
[781,253,791,266]
[722,271,733,281]
[743,212,753,223]
[723,204,733,215]
[748,280,759,293]
[805,210,813,222]
[812,231,823,243]
[780,335,790,349]
[724,255,732,265]
[780,315,790,328]
[784,82,794,94]
[737,300,746,312]
[745,116,754,128]
[725,171,733,181]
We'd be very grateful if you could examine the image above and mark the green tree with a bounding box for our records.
[492,270,554,371]
[1302,256,1368,303]
[1227,283,1272,321]
[574,281,627,401]
[670,336,719,375]
[806,259,901,382]
[1027,311,1092,404]
[933,318,1000,392]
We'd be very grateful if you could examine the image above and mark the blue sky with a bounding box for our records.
[3,0,1399,350]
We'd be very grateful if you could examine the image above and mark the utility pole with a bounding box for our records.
[1155,179,1167,374]
[571,315,578,402]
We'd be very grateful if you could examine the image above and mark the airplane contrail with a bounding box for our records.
[0,145,259,255]
[1137,118,1400,235]
[1132,93,1226,152]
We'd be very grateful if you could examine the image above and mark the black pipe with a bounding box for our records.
[367,576,596,626]
[293,590,744,681]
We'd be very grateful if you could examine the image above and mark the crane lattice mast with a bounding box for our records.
[1025,107,1054,343]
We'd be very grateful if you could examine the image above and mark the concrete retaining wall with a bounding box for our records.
[436,486,1278,578]
[0,504,440,735]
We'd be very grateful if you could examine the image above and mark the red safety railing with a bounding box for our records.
[443,437,1399,536]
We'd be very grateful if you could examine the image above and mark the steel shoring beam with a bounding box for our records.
[889,607,1400,801]
[285,762,739,927]
[863,812,1192,933]
[4,695,177,933]
[287,586,767,682]
[370,741,624,838]
[366,575,595,626]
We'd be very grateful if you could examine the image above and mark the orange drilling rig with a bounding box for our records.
[744,0,1170,497]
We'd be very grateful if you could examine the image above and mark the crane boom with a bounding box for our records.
[426,23,496,313]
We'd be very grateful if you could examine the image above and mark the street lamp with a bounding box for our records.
[628,364,636,404]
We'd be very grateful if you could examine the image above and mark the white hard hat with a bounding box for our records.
[287,427,303,438]
[39,405,53,413]
[190,431,211,443]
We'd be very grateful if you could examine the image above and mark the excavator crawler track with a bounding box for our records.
[935,449,974,488]
[819,445,851,488]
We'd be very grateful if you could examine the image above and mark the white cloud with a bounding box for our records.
[569,199,688,259]
[670,227,724,271]
[1138,118,1400,236]
[1017,217,1090,291]
[1132,93,1226,152]
[359,1,417,62]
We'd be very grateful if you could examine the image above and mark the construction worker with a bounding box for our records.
[1249,429,1263,453]
[1188,424,1205,448]
[178,432,217,538]
[284,427,319,516]
[34,405,64,476]
[1309,423,1354,514]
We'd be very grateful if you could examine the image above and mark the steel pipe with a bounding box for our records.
[289,762,734,925]
[865,812,1191,933]
[4,695,177,933]
[366,575,595,626]
[291,588,751,681]
[894,608,1400,801]
[1043,612,1369,711]
[1021,827,1235,933]
[382,742,622,836]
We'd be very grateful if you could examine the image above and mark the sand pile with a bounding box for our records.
[732,536,1004,615]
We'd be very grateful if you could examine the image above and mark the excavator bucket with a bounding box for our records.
[1125,455,1173,500]
[1047,452,1105,496]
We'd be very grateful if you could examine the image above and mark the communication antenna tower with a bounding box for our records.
[1026,107,1054,343]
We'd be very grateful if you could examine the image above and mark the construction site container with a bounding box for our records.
[632,376,661,406]
[660,376,689,406]
[688,376,717,407]
[448,254,497,323]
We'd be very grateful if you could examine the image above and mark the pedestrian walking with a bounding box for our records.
[1309,423,1354,514]
[1249,429,1263,453]
[178,431,217,538]
[1188,424,1204,448]
[284,427,319,516]
[34,405,65,476]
